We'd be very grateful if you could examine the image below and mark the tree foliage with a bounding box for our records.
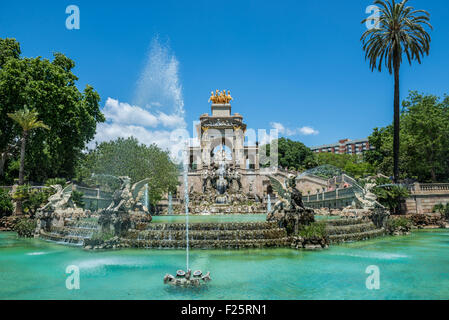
[432,203,449,220]
[0,188,13,217]
[361,0,432,183]
[365,92,449,182]
[261,137,316,171]
[371,177,409,213]
[0,38,105,184]
[315,153,376,179]
[11,185,50,217]
[76,137,179,206]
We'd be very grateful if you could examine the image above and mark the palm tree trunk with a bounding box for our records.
[0,151,7,177]
[393,53,400,185]
[15,131,27,215]
[18,132,27,185]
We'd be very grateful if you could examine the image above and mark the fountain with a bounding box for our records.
[168,192,173,214]
[164,144,211,287]
[215,159,228,204]
[144,183,149,212]
[267,194,271,214]
[183,146,265,214]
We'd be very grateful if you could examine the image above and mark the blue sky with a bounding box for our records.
[1,0,448,152]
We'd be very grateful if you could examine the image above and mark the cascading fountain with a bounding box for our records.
[215,160,228,204]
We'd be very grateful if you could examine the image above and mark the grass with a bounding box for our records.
[298,222,328,238]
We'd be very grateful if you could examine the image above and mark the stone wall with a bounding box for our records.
[403,183,449,214]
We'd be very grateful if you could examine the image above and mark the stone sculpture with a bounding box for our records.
[354,181,385,209]
[267,174,315,235]
[35,183,85,235]
[164,269,211,287]
[209,89,233,104]
[39,184,74,212]
[105,176,151,213]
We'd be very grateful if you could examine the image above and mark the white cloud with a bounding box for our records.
[270,122,319,136]
[103,98,158,127]
[298,126,319,136]
[91,38,187,161]
[271,122,286,134]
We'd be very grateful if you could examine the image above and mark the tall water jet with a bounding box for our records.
[168,192,173,214]
[267,194,271,213]
[163,143,211,286]
[144,183,149,212]
[183,145,190,271]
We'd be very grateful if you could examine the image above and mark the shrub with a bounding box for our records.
[372,177,409,213]
[433,203,449,219]
[0,188,13,217]
[91,231,115,241]
[13,218,37,238]
[386,217,411,234]
[298,222,328,238]
[12,185,50,217]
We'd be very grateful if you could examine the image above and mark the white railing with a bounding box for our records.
[409,183,449,193]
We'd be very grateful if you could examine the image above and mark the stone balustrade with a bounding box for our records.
[304,186,358,209]
[304,181,449,214]
[404,183,449,214]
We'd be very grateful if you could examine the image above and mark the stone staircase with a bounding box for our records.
[325,218,385,244]
[123,221,289,249]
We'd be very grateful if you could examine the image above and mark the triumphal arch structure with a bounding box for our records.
[177,90,270,214]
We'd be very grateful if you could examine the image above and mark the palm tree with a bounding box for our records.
[8,108,49,214]
[361,0,432,183]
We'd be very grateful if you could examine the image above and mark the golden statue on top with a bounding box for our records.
[209,90,233,104]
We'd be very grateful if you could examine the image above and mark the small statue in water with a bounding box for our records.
[164,269,211,287]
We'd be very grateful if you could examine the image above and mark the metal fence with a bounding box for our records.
[72,185,113,211]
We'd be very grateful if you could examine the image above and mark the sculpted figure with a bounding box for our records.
[105,176,151,213]
[39,184,74,212]
[267,174,314,234]
[226,90,233,103]
[354,180,385,209]
[208,91,215,103]
[208,90,233,104]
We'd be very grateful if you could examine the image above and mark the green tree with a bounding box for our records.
[0,38,20,67]
[372,177,409,213]
[0,188,13,217]
[7,108,49,215]
[365,92,449,182]
[361,0,432,183]
[261,138,316,171]
[0,38,105,183]
[7,108,49,185]
[76,137,179,207]
[315,153,376,179]
[12,185,50,217]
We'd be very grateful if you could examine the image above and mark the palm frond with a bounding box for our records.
[361,0,432,74]
[7,107,50,132]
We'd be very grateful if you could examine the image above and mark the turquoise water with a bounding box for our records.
[151,214,339,223]
[1,230,449,300]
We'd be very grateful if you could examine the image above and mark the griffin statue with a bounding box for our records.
[267,174,315,235]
